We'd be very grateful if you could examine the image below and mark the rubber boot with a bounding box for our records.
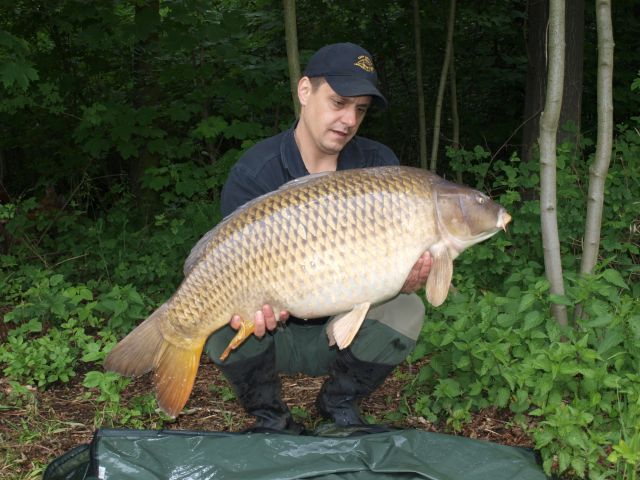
[316,348,396,428]
[217,343,304,434]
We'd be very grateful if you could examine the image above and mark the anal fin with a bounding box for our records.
[326,302,371,349]
[220,318,255,361]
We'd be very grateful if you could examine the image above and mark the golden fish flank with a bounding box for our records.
[104,166,511,417]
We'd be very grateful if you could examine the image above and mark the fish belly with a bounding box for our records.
[267,239,427,318]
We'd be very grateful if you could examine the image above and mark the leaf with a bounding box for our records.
[0,60,39,89]
[534,429,554,448]
[495,387,510,407]
[176,179,200,198]
[629,315,640,340]
[602,374,621,389]
[50,299,67,318]
[117,141,138,160]
[83,370,104,388]
[601,269,629,289]
[549,294,572,306]
[518,293,536,313]
[558,450,571,473]
[522,310,544,331]
[193,116,228,140]
[582,314,613,328]
[439,331,455,347]
[224,121,262,140]
[497,312,517,328]
[570,457,586,477]
[436,378,461,398]
[83,137,110,157]
[597,329,624,355]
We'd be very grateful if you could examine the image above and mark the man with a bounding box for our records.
[206,43,432,433]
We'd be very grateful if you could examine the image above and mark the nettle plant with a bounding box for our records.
[0,267,148,386]
[409,267,638,478]
[410,126,640,478]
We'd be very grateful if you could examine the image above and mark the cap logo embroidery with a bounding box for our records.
[354,55,375,73]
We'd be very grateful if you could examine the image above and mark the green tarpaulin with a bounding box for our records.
[44,428,547,480]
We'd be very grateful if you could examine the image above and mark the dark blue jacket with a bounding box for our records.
[221,125,399,216]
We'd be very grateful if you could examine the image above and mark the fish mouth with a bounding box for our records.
[498,210,512,232]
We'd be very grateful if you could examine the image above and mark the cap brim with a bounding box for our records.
[324,75,388,110]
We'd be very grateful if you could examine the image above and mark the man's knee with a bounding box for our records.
[350,319,416,365]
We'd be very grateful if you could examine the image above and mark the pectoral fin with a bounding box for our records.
[425,249,453,307]
[326,302,371,349]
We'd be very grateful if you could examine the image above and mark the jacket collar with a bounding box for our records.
[280,122,367,179]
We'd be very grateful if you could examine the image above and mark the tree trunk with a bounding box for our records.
[129,0,161,211]
[521,0,548,171]
[538,0,568,327]
[413,0,428,170]
[579,0,614,277]
[558,0,585,148]
[0,149,4,189]
[283,0,301,117]
[430,0,456,172]
[449,46,461,183]
[197,48,217,164]
[521,0,584,175]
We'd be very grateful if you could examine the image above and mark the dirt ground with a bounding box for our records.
[0,358,534,479]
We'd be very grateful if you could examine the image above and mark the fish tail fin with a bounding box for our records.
[154,337,205,417]
[104,303,169,377]
[104,303,205,417]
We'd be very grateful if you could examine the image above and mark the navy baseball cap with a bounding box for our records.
[303,42,388,109]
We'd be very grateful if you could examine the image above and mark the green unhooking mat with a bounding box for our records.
[44,428,547,480]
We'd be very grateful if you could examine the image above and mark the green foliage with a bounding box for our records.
[409,122,640,478]
[409,271,639,478]
[209,382,236,403]
[290,405,310,424]
[444,116,640,295]
[1,1,290,193]
[81,370,163,429]
[0,265,143,387]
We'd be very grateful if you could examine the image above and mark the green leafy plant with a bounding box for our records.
[209,383,236,403]
[83,370,171,429]
[409,268,639,478]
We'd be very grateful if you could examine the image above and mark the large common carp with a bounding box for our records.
[105,166,511,417]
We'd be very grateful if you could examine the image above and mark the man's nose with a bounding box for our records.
[341,106,357,127]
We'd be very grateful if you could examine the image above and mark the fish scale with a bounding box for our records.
[105,166,511,417]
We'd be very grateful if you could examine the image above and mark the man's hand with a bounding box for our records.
[230,305,290,337]
[401,251,432,293]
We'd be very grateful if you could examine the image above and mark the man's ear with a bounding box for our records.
[298,76,312,106]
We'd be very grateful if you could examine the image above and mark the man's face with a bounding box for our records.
[298,78,372,156]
